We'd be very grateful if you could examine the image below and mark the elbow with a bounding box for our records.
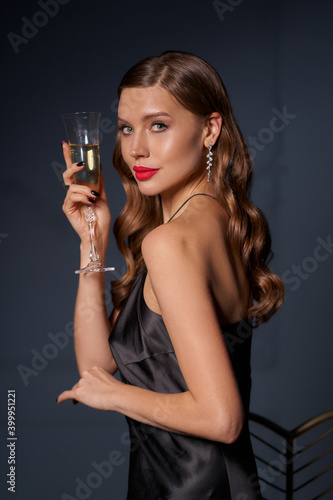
[212,407,245,444]
[221,417,244,444]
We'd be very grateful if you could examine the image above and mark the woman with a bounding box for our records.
[58,51,284,499]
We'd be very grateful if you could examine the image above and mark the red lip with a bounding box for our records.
[133,166,159,181]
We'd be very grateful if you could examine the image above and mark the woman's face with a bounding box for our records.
[117,86,207,197]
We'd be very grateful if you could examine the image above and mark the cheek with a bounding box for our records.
[158,131,202,166]
[178,134,204,169]
[156,135,177,160]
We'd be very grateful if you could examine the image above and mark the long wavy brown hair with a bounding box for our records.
[111,51,284,326]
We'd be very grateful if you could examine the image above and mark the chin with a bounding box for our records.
[136,181,162,197]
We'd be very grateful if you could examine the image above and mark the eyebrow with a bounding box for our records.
[118,112,172,123]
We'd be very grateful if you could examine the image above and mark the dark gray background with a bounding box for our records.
[1,0,332,498]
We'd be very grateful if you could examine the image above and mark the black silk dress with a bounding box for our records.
[109,267,262,499]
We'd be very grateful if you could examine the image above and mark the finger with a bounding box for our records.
[66,183,100,199]
[63,187,99,207]
[62,141,73,169]
[57,390,76,404]
[62,195,94,216]
[63,163,85,185]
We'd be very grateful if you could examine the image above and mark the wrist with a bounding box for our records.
[107,377,124,412]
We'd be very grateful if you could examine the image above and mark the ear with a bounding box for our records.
[203,112,223,148]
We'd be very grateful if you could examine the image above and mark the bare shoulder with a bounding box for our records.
[142,198,249,323]
[142,220,197,265]
[142,197,229,277]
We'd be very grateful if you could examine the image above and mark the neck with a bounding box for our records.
[161,176,216,223]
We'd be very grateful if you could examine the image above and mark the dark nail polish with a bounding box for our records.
[88,197,95,204]
[91,190,100,197]
[77,161,85,166]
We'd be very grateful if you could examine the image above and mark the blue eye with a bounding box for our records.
[152,122,168,131]
[118,125,133,135]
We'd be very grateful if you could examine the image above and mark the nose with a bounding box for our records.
[129,131,149,160]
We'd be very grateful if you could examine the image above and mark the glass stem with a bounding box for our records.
[85,207,99,262]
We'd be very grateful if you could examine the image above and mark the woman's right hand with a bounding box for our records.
[62,142,111,248]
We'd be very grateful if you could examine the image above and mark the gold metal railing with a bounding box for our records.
[249,410,333,499]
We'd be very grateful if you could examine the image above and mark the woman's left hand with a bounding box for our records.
[57,366,119,411]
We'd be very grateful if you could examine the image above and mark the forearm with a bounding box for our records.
[74,242,117,375]
[112,380,244,444]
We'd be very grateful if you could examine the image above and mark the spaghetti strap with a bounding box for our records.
[167,193,218,222]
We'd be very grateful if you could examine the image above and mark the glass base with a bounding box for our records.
[75,261,115,274]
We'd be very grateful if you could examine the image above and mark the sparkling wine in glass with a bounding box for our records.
[62,112,114,274]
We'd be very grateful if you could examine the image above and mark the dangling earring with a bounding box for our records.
[206,145,213,182]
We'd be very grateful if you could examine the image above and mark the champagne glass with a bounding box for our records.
[62,111,114,274]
